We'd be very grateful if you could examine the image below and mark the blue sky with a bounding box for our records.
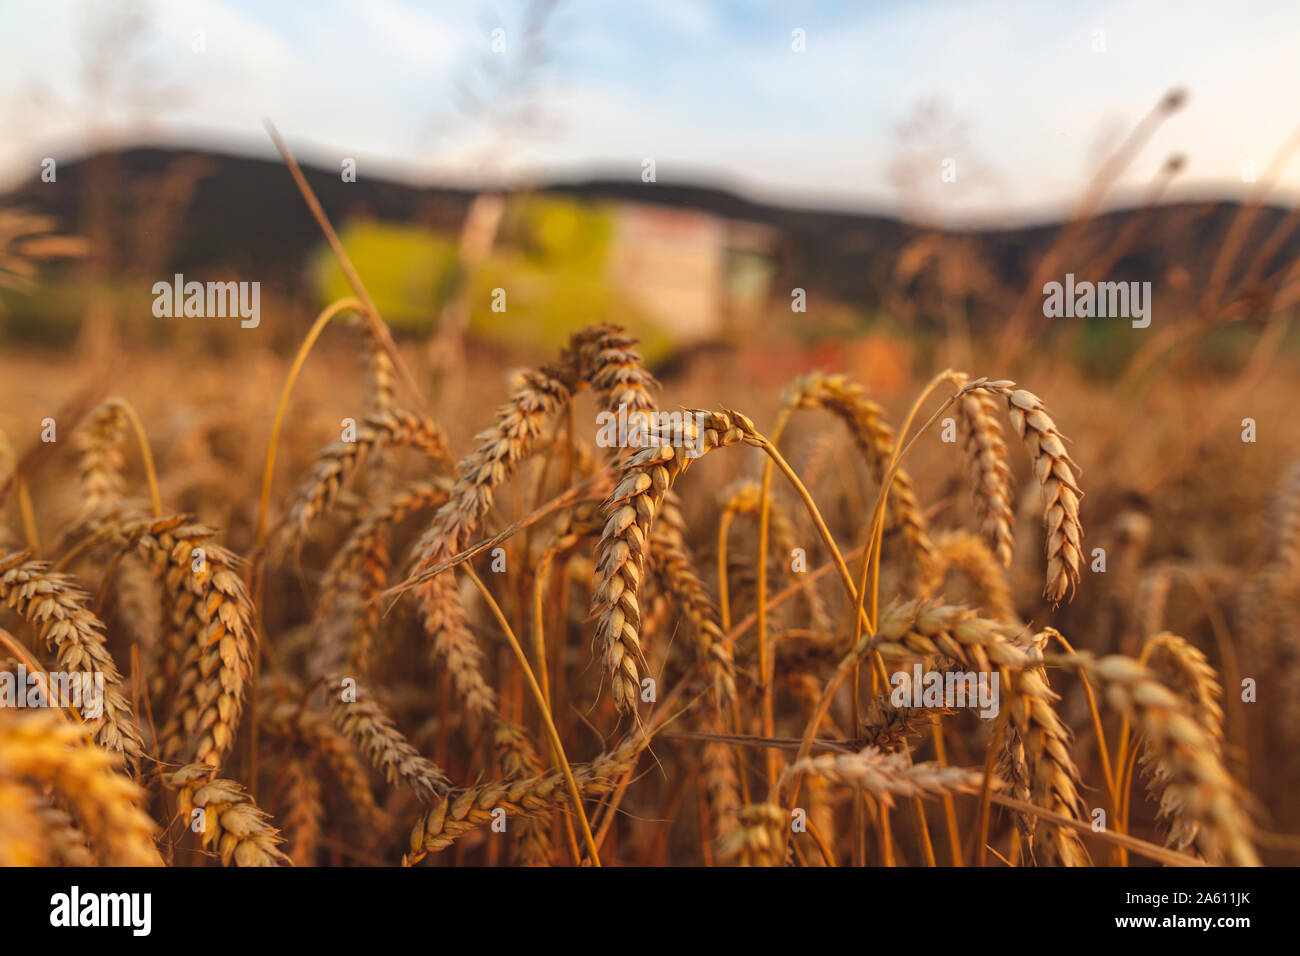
[2,0,1298,222]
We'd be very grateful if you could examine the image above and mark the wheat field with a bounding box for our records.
[3,69,1300,865]
[2,201,1299,868]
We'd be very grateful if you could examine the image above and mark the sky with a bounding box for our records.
[1,0,1298,224]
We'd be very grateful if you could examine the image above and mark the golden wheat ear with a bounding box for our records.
[171,763,291,867]
[0,552,144,762]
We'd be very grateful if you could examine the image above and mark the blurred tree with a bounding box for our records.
[312,195,672,361]
[312,222,460,333]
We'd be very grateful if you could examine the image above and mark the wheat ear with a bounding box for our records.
[782,372,933,565]
[275,409,452,555]
[114,517,254,769]
[994,387,1084,603]
[650,492,736,706]
[919,529,1018,625]
[324,674,450,801]
[1064,652,1259,866]
[409,728,653,858]
[75,398,130,519]
[592,410,753,713]
[279,757,324,866]
[0,552,143,760]
[1141,632,1226,855]
[493,718,553,865]
[171,763,291,866]
[780,745,992,806]
[716,803,787,867]
[955,384,1016,567]
[264,700,387,829]
[410,364,576,718]
[314,477,451,678]
[0,711,160,865]
[864,598,1089,865]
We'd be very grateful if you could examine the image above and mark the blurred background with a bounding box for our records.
[2,0,1300,376]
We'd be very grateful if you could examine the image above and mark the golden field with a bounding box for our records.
[2,234,1298,867]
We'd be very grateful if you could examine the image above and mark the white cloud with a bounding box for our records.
[2,0,1298,218]
[333,0,462,66]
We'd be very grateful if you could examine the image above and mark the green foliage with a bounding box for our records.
[1,278,95,348]
[467,195,672,360]
[309,199,674,361]
[312,222,460,332]
[1070,319,1141,380]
